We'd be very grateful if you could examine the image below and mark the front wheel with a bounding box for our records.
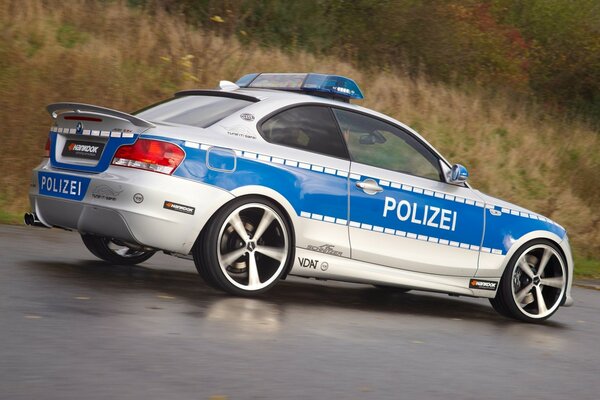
[491,239,567,322]
[81,234,155,265]
[193,197,293,296]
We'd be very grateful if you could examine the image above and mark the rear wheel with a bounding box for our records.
[491,239,567,322]
[81,234,155,265]
[193,197,293,296]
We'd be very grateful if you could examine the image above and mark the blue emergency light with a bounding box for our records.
[235,73,364,102]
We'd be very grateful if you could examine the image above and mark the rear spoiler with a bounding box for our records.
[47,102,155,128]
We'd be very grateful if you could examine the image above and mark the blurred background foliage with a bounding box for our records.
[0,0,598,275]
[141,0,600,124]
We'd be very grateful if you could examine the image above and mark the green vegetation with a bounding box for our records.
[154,0,600,124]
[0,0,598,277]
[573,257,600,280]
[56,23,89,48]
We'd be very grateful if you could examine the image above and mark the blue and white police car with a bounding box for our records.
[27,73,573,322]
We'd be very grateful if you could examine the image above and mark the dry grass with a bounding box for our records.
[1,0,599,260]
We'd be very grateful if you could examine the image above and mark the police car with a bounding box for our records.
[26,73,573,322]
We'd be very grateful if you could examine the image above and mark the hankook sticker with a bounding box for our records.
[163,201,195,215]
[469,279,498,290]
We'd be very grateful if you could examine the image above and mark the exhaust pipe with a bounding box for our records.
[24,212,49,228]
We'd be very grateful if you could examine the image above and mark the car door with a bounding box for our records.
[332,108,485,276]
[258,104,352,259]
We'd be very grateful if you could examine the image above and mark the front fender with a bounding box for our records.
[476,229,574,305]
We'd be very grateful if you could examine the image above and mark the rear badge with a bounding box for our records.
[163,201,195,215]
[469,279,498,291]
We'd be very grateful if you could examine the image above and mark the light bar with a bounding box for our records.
[235,73,364,101]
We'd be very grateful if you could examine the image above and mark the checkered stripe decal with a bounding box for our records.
[298,210,503,255]
[180,140,563,256]
[50,126,135,138]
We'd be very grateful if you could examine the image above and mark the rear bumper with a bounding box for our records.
[29,161,234,254]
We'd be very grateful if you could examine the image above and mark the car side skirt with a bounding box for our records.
[290,248,499,298]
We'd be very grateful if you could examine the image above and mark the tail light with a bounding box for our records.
[44,136,51,157]
[112,139,185,175]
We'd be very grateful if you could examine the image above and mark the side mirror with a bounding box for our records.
[449,164,469,184]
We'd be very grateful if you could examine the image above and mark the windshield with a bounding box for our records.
[135,96,254,128]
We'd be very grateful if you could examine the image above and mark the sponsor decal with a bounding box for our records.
[298,257,319,269]
[62,140,104,160]
[91,184,122,201]
[307,244,343,257]
[163,201,195,215]
[226,125,257,140]
[133,193,144,204]
[320,262,329,271]
[469,279,498,291]
[240,113,255,121]
[383,196,458,232]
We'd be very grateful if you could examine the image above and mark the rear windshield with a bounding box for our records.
[135,96,254,128]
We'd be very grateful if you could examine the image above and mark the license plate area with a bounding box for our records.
[38,171,91,201]
[61,139,106,161]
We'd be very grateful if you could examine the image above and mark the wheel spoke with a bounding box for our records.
[535,285,548,315]
[256,245,286,262]
[252,211,275,242]
[247,253,261,287]
[518,259,535,279]
[115,247,129,257]
[516,282,534,303]
[537,248,552,277]
[229,213,249,242]
[540,276,564,289]
[221,247,247,266]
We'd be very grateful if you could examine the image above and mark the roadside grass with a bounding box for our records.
[0,210,21,225]
[573,257,600,280]
[0,0,598,277]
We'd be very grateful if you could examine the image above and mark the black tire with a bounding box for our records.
[489,296,511,318]
[193,196,294,296]
[492,239,567,323]
[81,234,155,265]
[373,285,411,294]
[192,230,222,290]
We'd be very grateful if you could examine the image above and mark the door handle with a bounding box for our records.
[356,179,383,195]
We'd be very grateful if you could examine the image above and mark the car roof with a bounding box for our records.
[175,86,454,171]
[228,88,395,121]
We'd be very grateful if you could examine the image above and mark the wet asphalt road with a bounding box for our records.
[1,225,600,400]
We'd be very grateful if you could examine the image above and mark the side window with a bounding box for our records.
[260,106,349,159]
[333,108,441,180]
